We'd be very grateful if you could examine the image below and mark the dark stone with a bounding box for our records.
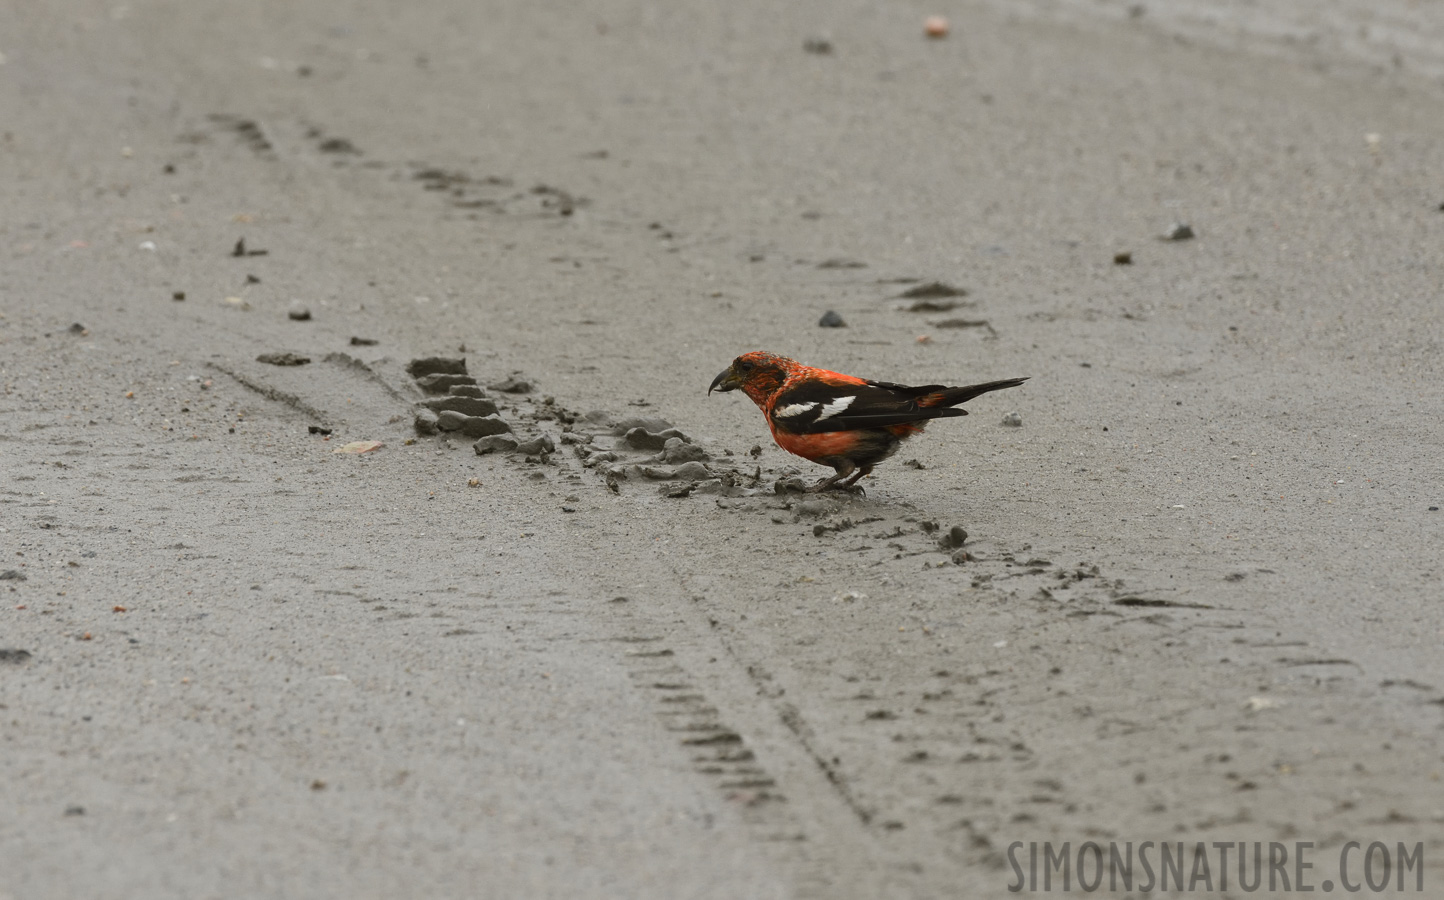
[349,336,378,346]
[818,310,847,328]
[288,308,312,321]
[0,570,26,581]
[448,384,486,398]
[0,648,33,663]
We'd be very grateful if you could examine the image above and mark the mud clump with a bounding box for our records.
[437,411,512,438]
[415,373,479,394]
[623,427,691,451]
[474,435,519,454]
[422,396,499,418]
[406,357,467,378]
[256,352,310,366]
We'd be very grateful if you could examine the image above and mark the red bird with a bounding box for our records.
[709,351,1027,492]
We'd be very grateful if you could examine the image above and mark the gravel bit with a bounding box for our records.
[349,336,378,346]
[0,648,34,663]
[1000,411,1023,427]
[0,570,27,582]
[802,37,834,55]
[1113,251,1133,265]
[448,384,486,398]
[818,310,847,328]
[288,308,312,321]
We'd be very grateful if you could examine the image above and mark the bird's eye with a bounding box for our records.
[737,359,754,372]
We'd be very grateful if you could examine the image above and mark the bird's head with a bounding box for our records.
[709,351,794,406]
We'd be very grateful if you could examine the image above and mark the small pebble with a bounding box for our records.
[1000,411,1023,427]
[818,310,847,328]
[924,15,949,37]
[172,291,186,301]
[288,308,312,321]
[803,37,833,55]
[349,336,378,346]
[1113,251,1133,265]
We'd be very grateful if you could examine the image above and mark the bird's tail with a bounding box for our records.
[920,377,1028,409]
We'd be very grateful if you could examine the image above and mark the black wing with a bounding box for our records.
[769,380,965,435]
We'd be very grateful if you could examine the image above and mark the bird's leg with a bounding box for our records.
[839,465,872,490]
[806,461,856,493]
